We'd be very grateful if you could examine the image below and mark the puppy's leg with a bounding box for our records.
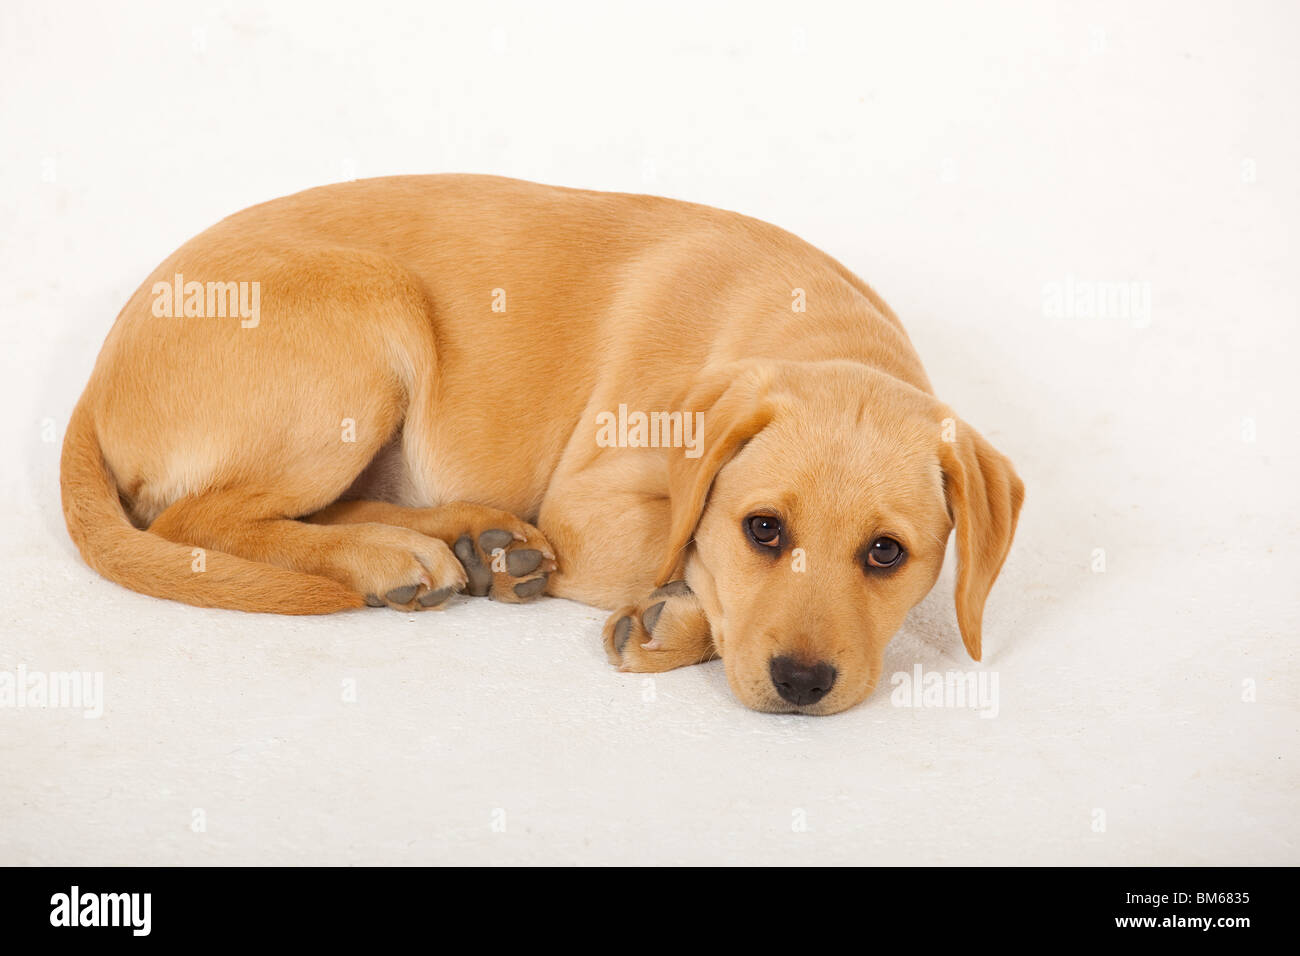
[602,581,717,672]
[150,490,467,610]
[307,500,556,602]
[538,472,669,608]
[538,457,717,669]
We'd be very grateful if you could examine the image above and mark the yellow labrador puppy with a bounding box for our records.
[61,175,1023,714]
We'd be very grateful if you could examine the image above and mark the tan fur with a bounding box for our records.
[62,174,1023,712]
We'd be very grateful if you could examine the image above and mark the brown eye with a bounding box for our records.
[745,514,783,549]
[867,537,904,569]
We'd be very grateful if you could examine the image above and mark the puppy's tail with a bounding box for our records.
[59,398,364,615]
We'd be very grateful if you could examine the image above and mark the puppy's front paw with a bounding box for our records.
[445,507,557,603]
[603,581,716,672]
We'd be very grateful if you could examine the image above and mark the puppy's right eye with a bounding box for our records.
[745,514,783,549]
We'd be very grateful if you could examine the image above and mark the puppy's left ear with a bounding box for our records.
[656,363,777,586]
[938,417,1025,661]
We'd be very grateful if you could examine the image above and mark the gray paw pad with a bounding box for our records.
[364,594,385,608]
[613,615,634,654]
[418,586,456,607]
[478,529,514,553]
[641,600,667,634]
[385,584,419,605]
[505,549,542,576]
[454,535,493,597]
[651,580,692,600]
[513,576,548,599]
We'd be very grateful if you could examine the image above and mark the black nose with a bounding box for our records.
[769,656,837,706]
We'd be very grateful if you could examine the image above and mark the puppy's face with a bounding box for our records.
[663,362,1023,715]
[691,411,951,713]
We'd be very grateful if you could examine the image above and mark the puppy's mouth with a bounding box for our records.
[742,699,840,717]
[744,674,878,716]
[771,697,850,716]
[744,686,850,716]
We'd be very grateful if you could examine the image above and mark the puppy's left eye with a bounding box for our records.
[745,514,783,549]
[866,537,904,569]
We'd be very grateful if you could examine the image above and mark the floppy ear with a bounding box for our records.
[938,418,1025,661]
[655,364,777,586]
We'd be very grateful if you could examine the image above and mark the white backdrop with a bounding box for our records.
[1,0,1296,864]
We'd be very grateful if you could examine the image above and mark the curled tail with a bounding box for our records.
[60,399,363,615]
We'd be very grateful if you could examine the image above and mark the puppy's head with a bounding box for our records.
[659,360,1023,715]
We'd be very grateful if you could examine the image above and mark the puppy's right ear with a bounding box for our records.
[656,363,776,586]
